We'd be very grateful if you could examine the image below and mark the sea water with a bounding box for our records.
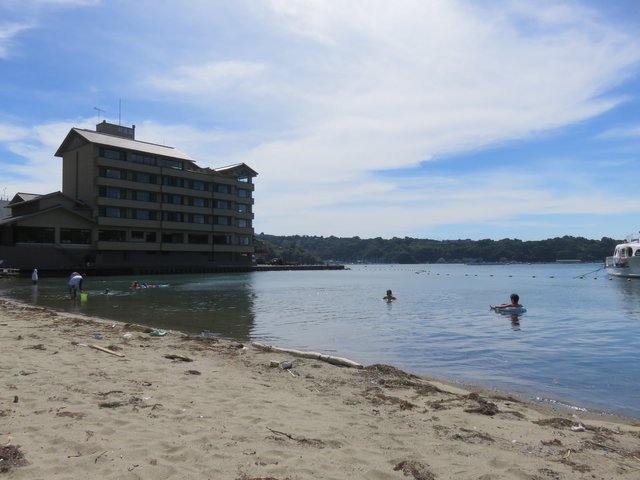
[2,263,639,418]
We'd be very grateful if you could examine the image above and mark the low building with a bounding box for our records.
[0,121,257,274]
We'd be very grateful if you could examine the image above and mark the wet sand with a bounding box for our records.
[1,297,639,479]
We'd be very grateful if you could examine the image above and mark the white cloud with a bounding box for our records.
[0,23,33,58]
[597,125,640,139]
[0,123,29,142]
[2,1,640,239]
[0,120,93,195]
[147,61,268,95]
[147,0,638,174]
[0,0,100,57]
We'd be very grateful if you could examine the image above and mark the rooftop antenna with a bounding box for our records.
[118,98,122,126]
[94,106,106,122]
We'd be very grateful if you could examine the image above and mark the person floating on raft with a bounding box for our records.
[490,293,526,314]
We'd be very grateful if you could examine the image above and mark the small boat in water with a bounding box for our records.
[605,232,640,278]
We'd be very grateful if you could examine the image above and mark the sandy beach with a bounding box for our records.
[1,297,639,479]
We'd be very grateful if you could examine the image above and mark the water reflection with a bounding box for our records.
[1,273,257,341]
[609,277,640,317]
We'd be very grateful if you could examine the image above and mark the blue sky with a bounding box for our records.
[1,0,639,241]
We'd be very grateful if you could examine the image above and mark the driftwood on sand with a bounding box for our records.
[252,342,363,369]
[89,344,125,357]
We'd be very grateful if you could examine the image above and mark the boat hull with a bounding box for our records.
[605,256,640,278]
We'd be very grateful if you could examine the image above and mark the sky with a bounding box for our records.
[1,0,639,241]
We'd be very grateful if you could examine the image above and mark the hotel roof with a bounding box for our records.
[55,128,194,162]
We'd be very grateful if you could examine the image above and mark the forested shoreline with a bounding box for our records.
[255,234,619,265]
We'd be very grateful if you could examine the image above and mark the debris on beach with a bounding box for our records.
[98,401,125,409]
[571,414,587,432]
[164,354,193,362]
[0,445,27,473]
[463,393,500,416]
[280,360,293,370]
[89,344,125,357]
[253,342,363,368]
[393,459,435,480]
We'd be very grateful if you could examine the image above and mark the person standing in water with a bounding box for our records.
[31,268,38,285]
[68,272,83,299]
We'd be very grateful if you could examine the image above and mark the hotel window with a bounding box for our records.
[161,232,184,243]
[99,186,126,199]
[191,197,208,208]
[131,231,145,241]
[100,206,125,218]
[191,180,207,191]
[15,226,55,243]
[130,153,156,165]
[159,158,183,170]
[134,209,155,221]
[188,234,209,244]
[237,218,250,228]
[163,176,183,187]
[133,190,156,202]
[133,172,156,184]
[100,167,124,180]
[215,216,229,225]
[214,183,230,194]
[100,148,125,161]
[60,229,91,244]
[237,175,249,183]
[163,211,183,222]
[98,230,126,242]
[212,234,231,245]
[215,200,229,209]
[192,214,206,224]
[163,194,183,205]
[237,203,250,213]
[239,236,251,246]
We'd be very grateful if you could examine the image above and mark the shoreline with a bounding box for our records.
[4,288,633,421]
[2,297,640,479]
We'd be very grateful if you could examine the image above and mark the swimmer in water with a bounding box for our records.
[382,289,397,302]
[490,293,522,310]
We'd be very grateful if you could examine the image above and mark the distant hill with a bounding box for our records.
[255,234,618,265]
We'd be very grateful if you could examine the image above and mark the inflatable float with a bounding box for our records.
[492,306,527,315]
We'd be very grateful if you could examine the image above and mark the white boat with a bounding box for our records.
[605,232,640,278]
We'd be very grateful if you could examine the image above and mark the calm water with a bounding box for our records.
[2,263,639,418]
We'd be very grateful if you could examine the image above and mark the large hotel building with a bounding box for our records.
[0,121,258,273]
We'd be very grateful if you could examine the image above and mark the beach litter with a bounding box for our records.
[89,344,125,357]
[0,445,27,473]
[150,329,167,337]
[164,354,193,362]
[571,414,587,432]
